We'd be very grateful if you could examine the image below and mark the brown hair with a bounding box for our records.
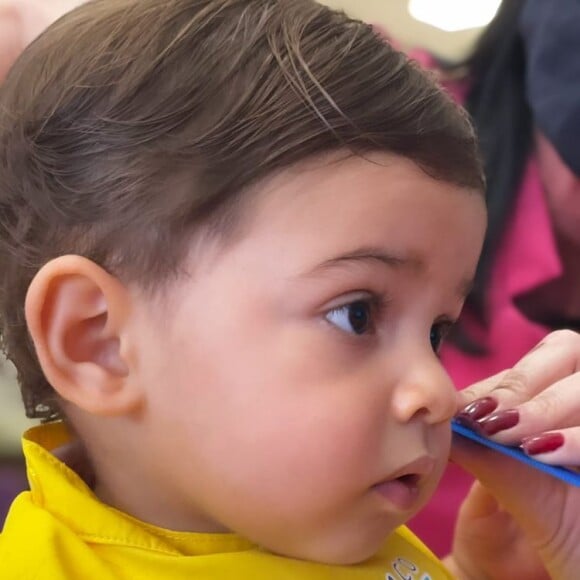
[0,0,484,421]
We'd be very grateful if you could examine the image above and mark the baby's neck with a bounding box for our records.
[84,437,230,534]
[52,439,95,488]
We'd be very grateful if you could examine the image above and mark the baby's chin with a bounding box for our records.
[263,474,443,565]
[261,516,407,566]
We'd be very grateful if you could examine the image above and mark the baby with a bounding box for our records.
[0,0,486,578]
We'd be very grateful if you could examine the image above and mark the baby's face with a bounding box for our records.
[129,153,486,564]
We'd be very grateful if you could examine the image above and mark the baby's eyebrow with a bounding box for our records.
[302,246,475,300]
[303,246,423,276]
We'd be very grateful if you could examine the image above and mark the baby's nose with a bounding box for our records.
[390,357,456,425]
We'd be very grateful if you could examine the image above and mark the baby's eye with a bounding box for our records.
[326,299,375,335]
[430,320,454,354]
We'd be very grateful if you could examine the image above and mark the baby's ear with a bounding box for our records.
[25,255,142,416]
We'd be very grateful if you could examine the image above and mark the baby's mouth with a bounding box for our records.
[372,456,435,511]
[372,474,421,510]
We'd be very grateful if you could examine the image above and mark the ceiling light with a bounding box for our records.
[408,0,502,32]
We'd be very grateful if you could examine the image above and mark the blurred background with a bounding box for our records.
[323,0,499,59]
[0,0,500,520]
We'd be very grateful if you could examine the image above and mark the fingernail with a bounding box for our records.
[456,397,498,422]
[453,414,482,432]
[478,409,519,436]
[521,432,564,456]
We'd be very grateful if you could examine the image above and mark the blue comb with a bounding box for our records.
[451,419,580,487]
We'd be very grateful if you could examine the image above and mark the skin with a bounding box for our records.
[25,153,486,565]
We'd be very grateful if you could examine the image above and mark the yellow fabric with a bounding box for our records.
[0,423,453,579]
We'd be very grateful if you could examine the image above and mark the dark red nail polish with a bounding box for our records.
[453,414,482,432]
[522,432,564,456]
[478,409,519,436]
[457,397,498,422]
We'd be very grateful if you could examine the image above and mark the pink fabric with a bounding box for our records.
[409,160,561,555]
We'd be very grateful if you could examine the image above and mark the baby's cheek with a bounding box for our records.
[286,411,378,490]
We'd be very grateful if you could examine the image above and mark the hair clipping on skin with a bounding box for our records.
[451,419,580,487]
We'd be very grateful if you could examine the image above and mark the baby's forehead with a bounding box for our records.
[249,151,400,202]
[247,150,476,210]
[218,152,483,255]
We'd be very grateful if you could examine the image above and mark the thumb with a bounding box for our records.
[454,481,517,553]
[450,435,561,547]
[452,481,549,580]
[457,480,500,520]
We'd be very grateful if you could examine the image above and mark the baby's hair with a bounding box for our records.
[0,0,483,421]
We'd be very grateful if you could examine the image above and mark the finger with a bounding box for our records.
[521,427,580,466]
[457,480,501,519]
[450,434,563,546]
[456,369,508,408]
[479,373,580,444]
[451,480,549,580]
[457,330,580,413]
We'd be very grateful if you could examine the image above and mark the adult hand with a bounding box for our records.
[0,0,82,81]
[449,330,580,579]
[458,329,580,461]
[446,481,549,580]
